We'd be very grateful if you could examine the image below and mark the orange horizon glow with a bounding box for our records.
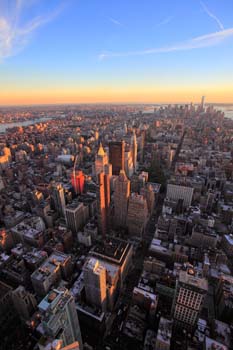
[1,86,233,105]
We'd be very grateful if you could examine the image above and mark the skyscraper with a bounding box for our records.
[109,141,125,175]
[71,170,85,195]
[94,143,108,176]
[114,170,130,228]
[83,257,107,311]
[201,95,205,110]
[51,183,66,216]
[127,193,148,238]
[65,202,88,234]
[131,130,137,172]
[97,172,110,238]
[172,269,208,332]
[39,287,83,349]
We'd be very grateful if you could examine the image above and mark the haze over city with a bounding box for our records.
[0,0,233,105]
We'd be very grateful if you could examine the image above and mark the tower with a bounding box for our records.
[95,143,108,176]
[39,288,83,349]
[97,172,110,238]
[114,170,130,228]
[131,130,137,172]
[201,96,205,110]
[71,170,85,195]
[83,257,107,311]
[51,183,66,216]
[109,141,125,175]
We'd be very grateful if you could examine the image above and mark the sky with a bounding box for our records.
[0,0,233,105]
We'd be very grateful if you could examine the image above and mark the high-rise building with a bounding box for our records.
[97,172,110,238]
[83,257,107,311]
[141,183,155,216]
[65,202,89,234]
[109,141,125,175]
[51,183,66,216]
[201,95,205,109]
[94,143,108,176]
[12,285,37,321]
[166,183,194,208]
[172,269,208,332]
[127,193,148,238]
[71,170,85,195]
[39,288,83,349]
[131,130,137,172]
[114,170,130,228]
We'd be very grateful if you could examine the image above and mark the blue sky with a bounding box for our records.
[0,0,233,104]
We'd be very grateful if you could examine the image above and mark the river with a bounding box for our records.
[0,117,54,133]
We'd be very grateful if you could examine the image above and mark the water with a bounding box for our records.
[0,117,51,133]
[218,107,233,120]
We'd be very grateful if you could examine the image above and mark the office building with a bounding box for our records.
[31,251,72,296]
[39,288,83,349]
[131,129,137,172]
[166,183,194,208]
[127,193,148,238]
[114,170,130,228]
[94,143,108,176]
[109,141,125,175]
[65,201,89,234]
[12,285,37,321]
[172,269,208,331]
[83,257,107,311]
[97,172,110,238]
[51,184,66,216]
[71,170,85,195]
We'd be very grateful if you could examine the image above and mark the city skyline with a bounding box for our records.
[0,0,233,105]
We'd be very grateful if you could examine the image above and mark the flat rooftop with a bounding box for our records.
[91,237,131,265]
[179,270,208,291]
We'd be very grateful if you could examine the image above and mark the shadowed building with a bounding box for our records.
[109,141,125,175]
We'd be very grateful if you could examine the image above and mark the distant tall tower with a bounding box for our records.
[201,96,205,110]
[83,257,107,311]
[97,172,110,238]
[131,130,138,172]
[95,143,108,176]
[51,184,66,216]
[109,141,125,175]
[39,288,83,349]
[114,170,130,228]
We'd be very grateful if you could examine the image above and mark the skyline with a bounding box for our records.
[1,0,233,105]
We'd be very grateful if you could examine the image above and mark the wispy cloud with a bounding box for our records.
[200,1,224,31]
[108,17,124,27]
[157,16,174,27]
[0,0,63,61]
[99,27,233,60]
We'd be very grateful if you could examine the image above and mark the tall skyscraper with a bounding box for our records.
[109,141,125,175]
[97,172,110,238]
[127,193,148,238]
[172,269,208,332]
[51,183,66,216]
[39,287,83,349]
[131,130,137,172]
[65,202,88,234]
[83,257,107,311]
[201,95,205,109]
[71,170,85,195]
[114,170,130,228]
[94,143,108,176]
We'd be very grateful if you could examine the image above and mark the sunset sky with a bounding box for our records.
[0,0,233,105]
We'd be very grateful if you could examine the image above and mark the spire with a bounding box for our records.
[97,143,105,157]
